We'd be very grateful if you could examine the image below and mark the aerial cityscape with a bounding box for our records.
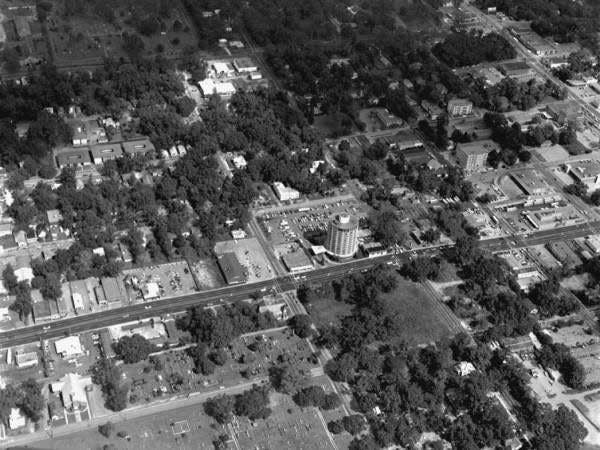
[0,0,600,449]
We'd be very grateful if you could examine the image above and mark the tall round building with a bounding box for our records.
[326,214,359,259]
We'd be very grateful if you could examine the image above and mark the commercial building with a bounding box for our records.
[282,249,314,273]
[326,214,359,259]
[498,61,534,81]
[217,252,247,285]
[121,139,155,157]
[100,277,122,304]
[211,61,235,77]
[273,182,300,202]
[54,336,84,358]
[447,98,473,117]
[566,160,600,189]
[233,58,258,73]
[456,140,499,171]
[33,299,59,323]
[90,142,123,165]
[372,108,404,129]
[198,79,236,98]
[15,350,38,368]
[55,148,92,168]
[361,242,388,258]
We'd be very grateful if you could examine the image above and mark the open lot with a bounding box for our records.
[190,259,223,290]
[122,261,197,303]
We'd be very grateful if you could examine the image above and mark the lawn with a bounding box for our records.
[379,277,455,346]
[306,295,353,329]
[307,275,456,346]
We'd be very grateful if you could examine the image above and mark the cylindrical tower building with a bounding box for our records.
[326,214,358,259]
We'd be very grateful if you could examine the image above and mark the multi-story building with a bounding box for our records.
[456,140,499,171]
[326,214,359,259]
[447,98,473,117]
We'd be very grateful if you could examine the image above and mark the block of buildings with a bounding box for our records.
[33,299,59,323]
[447,98,473,117]
[456,140,499,171]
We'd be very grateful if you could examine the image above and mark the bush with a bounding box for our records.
[328,420,344,434]
[98,421,114,438]
[343,415,366,435]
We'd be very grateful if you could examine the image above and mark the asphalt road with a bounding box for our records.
[0,255,393,348]
[2,218,599,347]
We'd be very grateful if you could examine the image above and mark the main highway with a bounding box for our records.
[2,219,599,348]
[0,254,394,348]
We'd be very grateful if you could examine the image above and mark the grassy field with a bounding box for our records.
[380,277,455,346]
[307,275,456,347]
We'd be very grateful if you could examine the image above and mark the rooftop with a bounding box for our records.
[457,140,499,155]
[217,252,247,285]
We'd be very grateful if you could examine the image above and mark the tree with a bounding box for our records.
[369,206,405,246]
[2,264,18,293]
[328,420,344,434]
[98,421,115,438]
[91,358,128,411]
[114,334,156,363]
[564,179,587,198]
[343,415,366,435]
[234,385,271,420]
[205,395,235,424]
[532,404,587,450]
[289,314,313,338]
[19,379,44,421]
[270,363,306,394]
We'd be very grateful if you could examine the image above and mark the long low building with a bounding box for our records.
[55,138,155,168]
